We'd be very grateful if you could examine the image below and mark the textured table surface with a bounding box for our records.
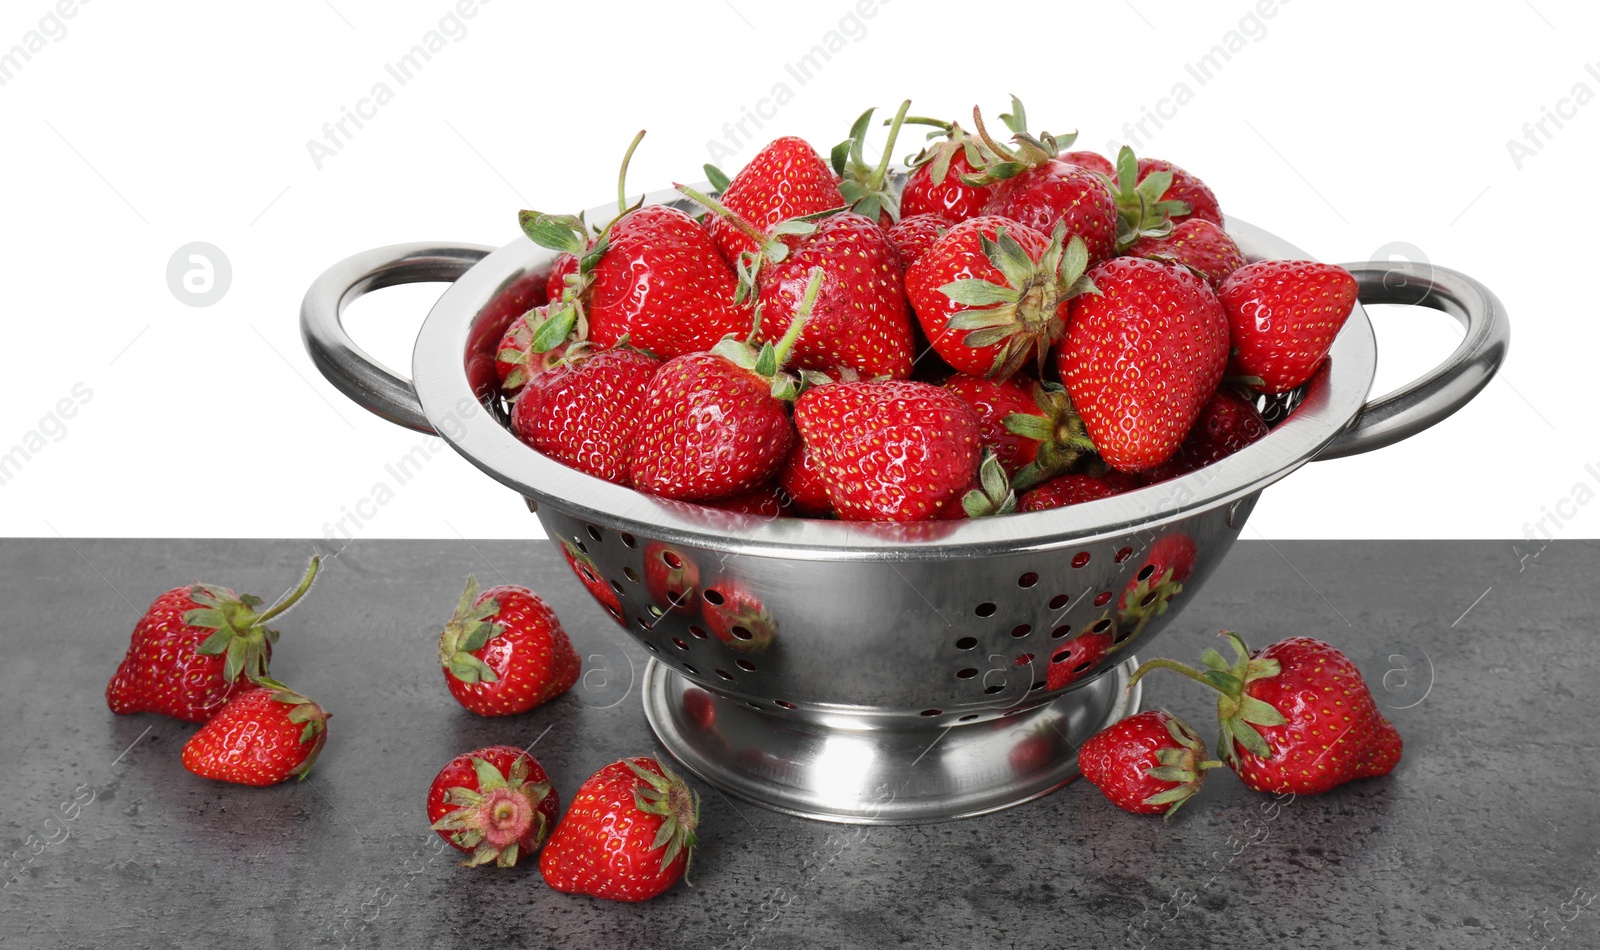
[2,538,1596,950]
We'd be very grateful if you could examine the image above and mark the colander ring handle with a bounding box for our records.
[1314,260,1508,460]
[300,242,495,434]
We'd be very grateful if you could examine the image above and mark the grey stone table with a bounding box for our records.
[2,539,1596,950]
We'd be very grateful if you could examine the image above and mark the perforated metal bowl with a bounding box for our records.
[302,181,1507,823]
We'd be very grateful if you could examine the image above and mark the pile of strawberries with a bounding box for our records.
[106,560,698,902]
[496,98,1359,521]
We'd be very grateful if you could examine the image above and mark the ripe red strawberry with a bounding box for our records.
[560,540,625,626]
[749,211,914,381]
[1117,533,1197,635]
[539,757,699,902]
[510,345,661,486]
[900,119,995,223]
[700,486,793,518]
[1219,260,1359,393]
[703,583,776,652]
[943,375,1098,489]
[629,268,826,500]
[427,745,557,867]
[777,441,832,517]
[437,576,580,717]
[1133,632,1403,796]
[180,677,329,786]
[979,160,1118,264]
[941,374,1039,477]
[1140,388,1270,484]
[1060,149,1115,178]
[643,541,702,615]
[794,379,982,522]
[1058,257,1230,472]
[1046,626,1114,690]
[495,305,571,394]
[1018,471,1139,512]
[1127,218,1246,288]
[584,204,755,356]
[545,251,581,303]
[905,215,1096,379]
[1078,709,1217,816]
[885,213,952,271]
[705,136,844,266]
[106,557,320,723]
[1102,145,1201,253]
[1137,156,1222,226]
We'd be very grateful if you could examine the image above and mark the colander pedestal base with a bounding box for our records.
[641,656,1142,825]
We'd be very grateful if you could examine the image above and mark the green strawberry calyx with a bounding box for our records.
[430,754,552,868]
[710,266,826,403]
[188,555,321,686]
[1143,712,1223,821]
[627,758,699,878]
[899,116,984,185]
[438,575,504,686]
[1005,382,1099,491]
[831,99,912,225]
[960,448,1018,519]
[251,674,330,781]
[937,223,1099,380]
[1128,631,1288,769]
[1103,145,1192,251]
[959,96,1078,186]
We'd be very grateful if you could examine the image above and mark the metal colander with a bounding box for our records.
[302,181,1507,823]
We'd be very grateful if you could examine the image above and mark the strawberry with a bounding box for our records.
[545,251,581,304]
[1137,156,1222,226]
[1060,149,1115,179]
[629,268,825,500]
[831,101,913,226]
[1018,471,1138,512]
[1046,618,1120,690]
[510,345,661,487]
[106,557,320,723]
[703,583,777,653]
[539,757,699,902]
[1132,632,1403,796]
[1057,257,1230,472]
[427,745,557,867]
[495,305,571,394]
[1218,260,1359,393]
[437,576,581,717]
[899,118,995,222]
[704,135,844,267]
[643,541,702,615]
[885,213,952,271]
[794,379,982,522]
[961,102,1118,264]
[1117,533,1197,636]
[944,376,1098,489]
[905,215,1096,379]
[1078,709,1218,817]
[1127,218,1246,289]
[777,440,832,517]
[700,486,793,518]
[1140,388,1269,484]
[560,540,625,626]
[180,677,329,786]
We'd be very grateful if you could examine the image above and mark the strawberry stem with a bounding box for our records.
[617,130,646,216]
[253,556,321,626]
[675,183,770,249]
[772,267,824,369]
[866,99,912,193]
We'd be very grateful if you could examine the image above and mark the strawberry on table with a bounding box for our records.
[905,215,1097,380]
[794,379,982,522]
[180,677,329,786]
[704,135,844,267]
[1078,709,1219,817]
[1058,256,1230,472]
[106,556,320,722]
[629,268,826,501]
[1218,260,1359,393]
[428,745,558,868]
[1132,631,1403,796]
[437,576,580,717]
[510,344,661,487]
[539,756,700,902]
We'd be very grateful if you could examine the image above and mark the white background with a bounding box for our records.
[1,0,1593,540]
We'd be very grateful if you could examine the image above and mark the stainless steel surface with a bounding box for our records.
[300,180,1508,822]
[1316,260,1509,460]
